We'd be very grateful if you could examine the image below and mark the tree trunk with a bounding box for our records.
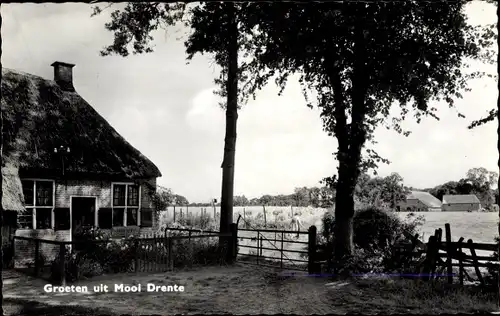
[219,5,238,248]
[496,1,500,299]
[0,20,4,310]
[333,168,356,262]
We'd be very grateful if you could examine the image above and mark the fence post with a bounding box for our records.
[59,243,66,286]
[457,237,464,286]
[259,236,263,257]
[444,223,453,284]
[243,208,246,228]
[308,225,317,275]
[134,239,139,273]
[34,239,40,277]
[468,239,484,287]
[280,231,284,269]
[422,235,437,282]
[263,206,267,227]
[173,206,176,222]
[167,237,173,271]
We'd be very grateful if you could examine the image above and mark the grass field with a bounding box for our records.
[164,206,498,243]
[4,265,497,315]
[160,208,499,269]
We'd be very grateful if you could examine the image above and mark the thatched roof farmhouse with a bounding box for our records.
[1,62,162,260]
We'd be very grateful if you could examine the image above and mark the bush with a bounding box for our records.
[170,237,228,267]
[49,228,136,281]
[319,206,425,274]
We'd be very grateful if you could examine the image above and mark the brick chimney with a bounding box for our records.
[51,61,75,92]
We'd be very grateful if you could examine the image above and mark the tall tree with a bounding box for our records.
[244,2,493,262]
[466,167,498,189]
[93,3,256,244]
[0,4,4,313]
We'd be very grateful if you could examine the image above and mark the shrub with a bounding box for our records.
[100,239,135,273]
[49,227,136,281]
[170,237,228,267]
[319,206,425,274]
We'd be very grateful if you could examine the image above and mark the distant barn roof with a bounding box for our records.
[1,67,162,179]
[442,194,480,204]
[407,191,442,208]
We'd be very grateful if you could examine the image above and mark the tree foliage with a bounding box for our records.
[355,172,410,209]
[241,1,494,259]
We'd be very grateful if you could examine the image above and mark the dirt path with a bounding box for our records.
[3,265,497,315]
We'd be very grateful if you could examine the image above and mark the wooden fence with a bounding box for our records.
[13,224,237,285]
[406,223,498,287]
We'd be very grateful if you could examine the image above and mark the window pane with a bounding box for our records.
[127,208,138,226]
[36,181,53,206]
[98,208,113,229]
[36,208,51,229]
[140,208,153,227]
[21,180,34,206]
[54,208,70,231]
[113,185,126,206]
[112,208,124,227]
[18,209,33,229]
[127,185,139,206]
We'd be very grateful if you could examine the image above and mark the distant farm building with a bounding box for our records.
[397,191,442,212]
[442,194,481,212]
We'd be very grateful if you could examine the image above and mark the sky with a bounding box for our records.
[1,2,498,203]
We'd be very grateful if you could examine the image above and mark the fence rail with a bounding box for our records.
[236,217,316,272]
[13,225,236,285]
[13,221,323,285]
[405,223,499,287]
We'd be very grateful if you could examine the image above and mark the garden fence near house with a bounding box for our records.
[13,224,237,285]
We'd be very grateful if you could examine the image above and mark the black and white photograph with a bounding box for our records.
[0,1,499,315]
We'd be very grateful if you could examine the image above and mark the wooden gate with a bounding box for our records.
[236,223,318,273]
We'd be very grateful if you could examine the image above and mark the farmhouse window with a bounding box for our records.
[18,209,33,229]
[113,208,125,227]
[54,208,70,230]
[22,180,34,206]
[21,179,54,229]
[36,209,52,229]
[127,208,138,226]
[111,183,141,227]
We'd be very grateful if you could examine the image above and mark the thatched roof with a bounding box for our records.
[1,67,162,180]
[407,191,442,208]
[2,162,25,212]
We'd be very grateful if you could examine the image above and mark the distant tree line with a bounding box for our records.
[232,186,336,208]
[161,167,499,211]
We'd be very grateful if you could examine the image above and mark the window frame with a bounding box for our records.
[111,183,142,227]
[20,179,56,229]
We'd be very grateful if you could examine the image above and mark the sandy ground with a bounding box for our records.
[3,264,497,315]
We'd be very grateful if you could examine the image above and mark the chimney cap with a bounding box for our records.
[51,61,75,68]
